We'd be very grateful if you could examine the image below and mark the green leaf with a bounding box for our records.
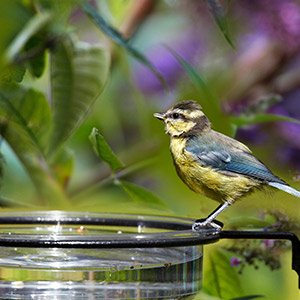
[49,36,110,154]
[50,147,74,188]
[0,65,26,83]
[0,0,33,66]
[169,47,233,135]
[231,296,264,300]
[0,87,51,150]
[25,34,46,78]
[82,2,168,90]
[204,249,243,299]
[206,0,235,48]
[185,291,222,300]
[230,113,300,128]
[5,11,52,63]
[118,180,169,210]
[38,0,77,25]
[89,127,124,171]
[0,118,69,208]
[0,88,69,208]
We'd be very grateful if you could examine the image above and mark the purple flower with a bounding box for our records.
[271,89,300,149]
[235,0,300,53]
[230,256,242,267]
[262,239,275,249]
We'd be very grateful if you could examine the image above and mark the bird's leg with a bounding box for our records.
[192,202,231,231]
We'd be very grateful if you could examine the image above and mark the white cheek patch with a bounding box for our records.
[189,110,204,118]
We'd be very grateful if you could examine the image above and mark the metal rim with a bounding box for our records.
[0,211,220,248]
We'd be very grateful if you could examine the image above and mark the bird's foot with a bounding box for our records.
[192,218,223,232]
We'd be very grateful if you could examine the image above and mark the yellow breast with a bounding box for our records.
[169,138,260,203]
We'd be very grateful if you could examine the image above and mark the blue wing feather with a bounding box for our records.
[186,135,285,184]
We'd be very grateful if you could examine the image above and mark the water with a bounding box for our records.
[0,246,202,299]
[0,212,206,299]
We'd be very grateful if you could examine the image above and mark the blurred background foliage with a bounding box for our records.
[1,0,300,299]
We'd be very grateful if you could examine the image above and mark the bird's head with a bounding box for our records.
[154,100,211,137]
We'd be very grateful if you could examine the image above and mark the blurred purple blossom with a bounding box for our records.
[262,239,275,249]
[235,0,300,53]
[271,89,300,149]
[230,256,242,267]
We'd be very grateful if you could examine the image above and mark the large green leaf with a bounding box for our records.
[0,88,69,208]
[82,2,167,90]
[49,37,110,155]
[206,0,235,48]
[204,249,243,299]
[0,87,51,150]
[119,180,169,210]
[89,127,124,171]
[0,118,69,208]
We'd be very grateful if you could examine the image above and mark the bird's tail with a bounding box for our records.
[269,182,300,198]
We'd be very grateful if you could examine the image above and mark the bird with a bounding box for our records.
[154,100,300,231]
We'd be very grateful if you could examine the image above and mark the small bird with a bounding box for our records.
[154,100,300,230]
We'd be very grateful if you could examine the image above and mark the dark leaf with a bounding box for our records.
[0,87,51,151]
[169,47,233,135]
[206,0,235,48]
[25,35,46,78]
[82,2,168,90]
[0,65,26,83]
[89,127,124,171]
[0,117,69,208]
[0,88,69,208]
[49,36,110,155]
[5,12,51,63]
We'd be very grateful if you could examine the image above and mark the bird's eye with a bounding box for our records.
[171,113,180,119]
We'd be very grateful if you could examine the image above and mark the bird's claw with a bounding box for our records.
[192,219,223,232]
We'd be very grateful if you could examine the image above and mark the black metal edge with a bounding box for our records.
[0,215,221,248]
[0,233,219,248]
[0,216,192,231]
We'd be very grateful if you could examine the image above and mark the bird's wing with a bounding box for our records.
[186,135,285,184]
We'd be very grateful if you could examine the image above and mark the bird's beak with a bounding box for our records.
[153,112,165,121]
